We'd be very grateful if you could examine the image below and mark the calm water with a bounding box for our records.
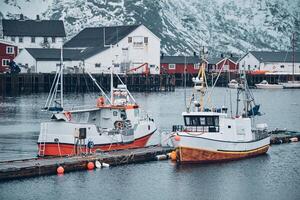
[0,88,300,200]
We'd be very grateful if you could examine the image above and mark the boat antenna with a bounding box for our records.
[184,55,187,109]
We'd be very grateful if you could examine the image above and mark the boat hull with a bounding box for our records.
[176,145,269,163]
[255,84,283,89]
[38,133,153,156]
[173,133,270,163]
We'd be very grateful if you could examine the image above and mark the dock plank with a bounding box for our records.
[0,146,174,181]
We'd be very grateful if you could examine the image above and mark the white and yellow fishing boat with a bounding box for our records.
[171,51,270,163]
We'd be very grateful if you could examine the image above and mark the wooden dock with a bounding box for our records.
[0,146,174,181]
[0,73,175,96]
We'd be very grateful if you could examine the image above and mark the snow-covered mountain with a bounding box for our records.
[1,0,299,56]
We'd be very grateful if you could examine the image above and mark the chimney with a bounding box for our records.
[36,15,40,21]
[221,53,224,58]
[193,52,197,57]
[230,53,233,57]
[20,14,24,21]
[161,53,164,59]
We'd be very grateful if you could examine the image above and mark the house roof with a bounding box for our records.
[250,51,300,63]
[2,19,66,37]
[78,46,109,60]
[25,48,82,61]
[160,56,203,64]
[207,57,222,65]
[208,56,239,65]
[64,24,140,48]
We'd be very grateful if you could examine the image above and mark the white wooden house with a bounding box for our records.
[1,15,66,51]
[239,51,300,74]
[64,24,161,74]
[14,48,81,73]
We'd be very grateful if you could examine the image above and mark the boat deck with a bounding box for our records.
[0,146,174,181]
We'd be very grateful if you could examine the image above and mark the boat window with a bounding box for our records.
[184,115,220,132]
[200,117,205,125]
[214,117,219,126]
[206,117,214,126]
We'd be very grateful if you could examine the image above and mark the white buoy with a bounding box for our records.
[101,162,110,168]
[156,154,168,161]
[95,160,101,169]
[290,137,299,142]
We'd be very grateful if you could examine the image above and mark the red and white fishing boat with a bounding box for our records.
[171,51,270,163]
[38,51,156,157]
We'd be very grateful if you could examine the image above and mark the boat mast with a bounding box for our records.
[60,45,64,108]
[110,44,114,105]
[292,32,295,82]
[199,47,206,112]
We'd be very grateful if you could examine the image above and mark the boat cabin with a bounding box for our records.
[180,112,227,133]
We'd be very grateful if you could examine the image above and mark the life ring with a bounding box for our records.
[64,111,72,121]
[114,121,124,129]
[96,96,105,107]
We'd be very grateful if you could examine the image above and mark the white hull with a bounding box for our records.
[174,132,270,152]
[255,84,283,89]
[282,81,300,89]
[228,83,239,89]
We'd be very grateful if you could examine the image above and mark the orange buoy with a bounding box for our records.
[174,135,181,141]
[170,151,177,161]
[87,162,95,170]
[57,166,64,174]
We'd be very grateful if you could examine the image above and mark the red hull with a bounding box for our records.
[38,133,153,156]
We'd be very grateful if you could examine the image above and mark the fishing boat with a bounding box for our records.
[171,50,270,164]
[37,50,157,157]
[281,33,300,89]
[255,80,283,89]
[228,79,239,89]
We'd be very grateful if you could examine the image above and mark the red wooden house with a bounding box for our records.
[160,55,207,75]
[0,40,18,73]
[208,55,239,73]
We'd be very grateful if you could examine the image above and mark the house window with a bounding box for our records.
[133,36,144,47]
[128,37,132,43]
[19,37,23,43]
[95,63,101,68]
[150,64,155,68]
[31,37,35,43]
[280,65,284,68]
[2,59,10,66]
[254,65,257,68]
[194,63,200,69]
[6,46,14,54]
[52,37,56,43]
[169,64,176,69]
[44,37,48,43]
[144,37,148,44]
[11,37,15,42]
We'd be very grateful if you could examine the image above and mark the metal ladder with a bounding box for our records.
[38,123,48,157]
